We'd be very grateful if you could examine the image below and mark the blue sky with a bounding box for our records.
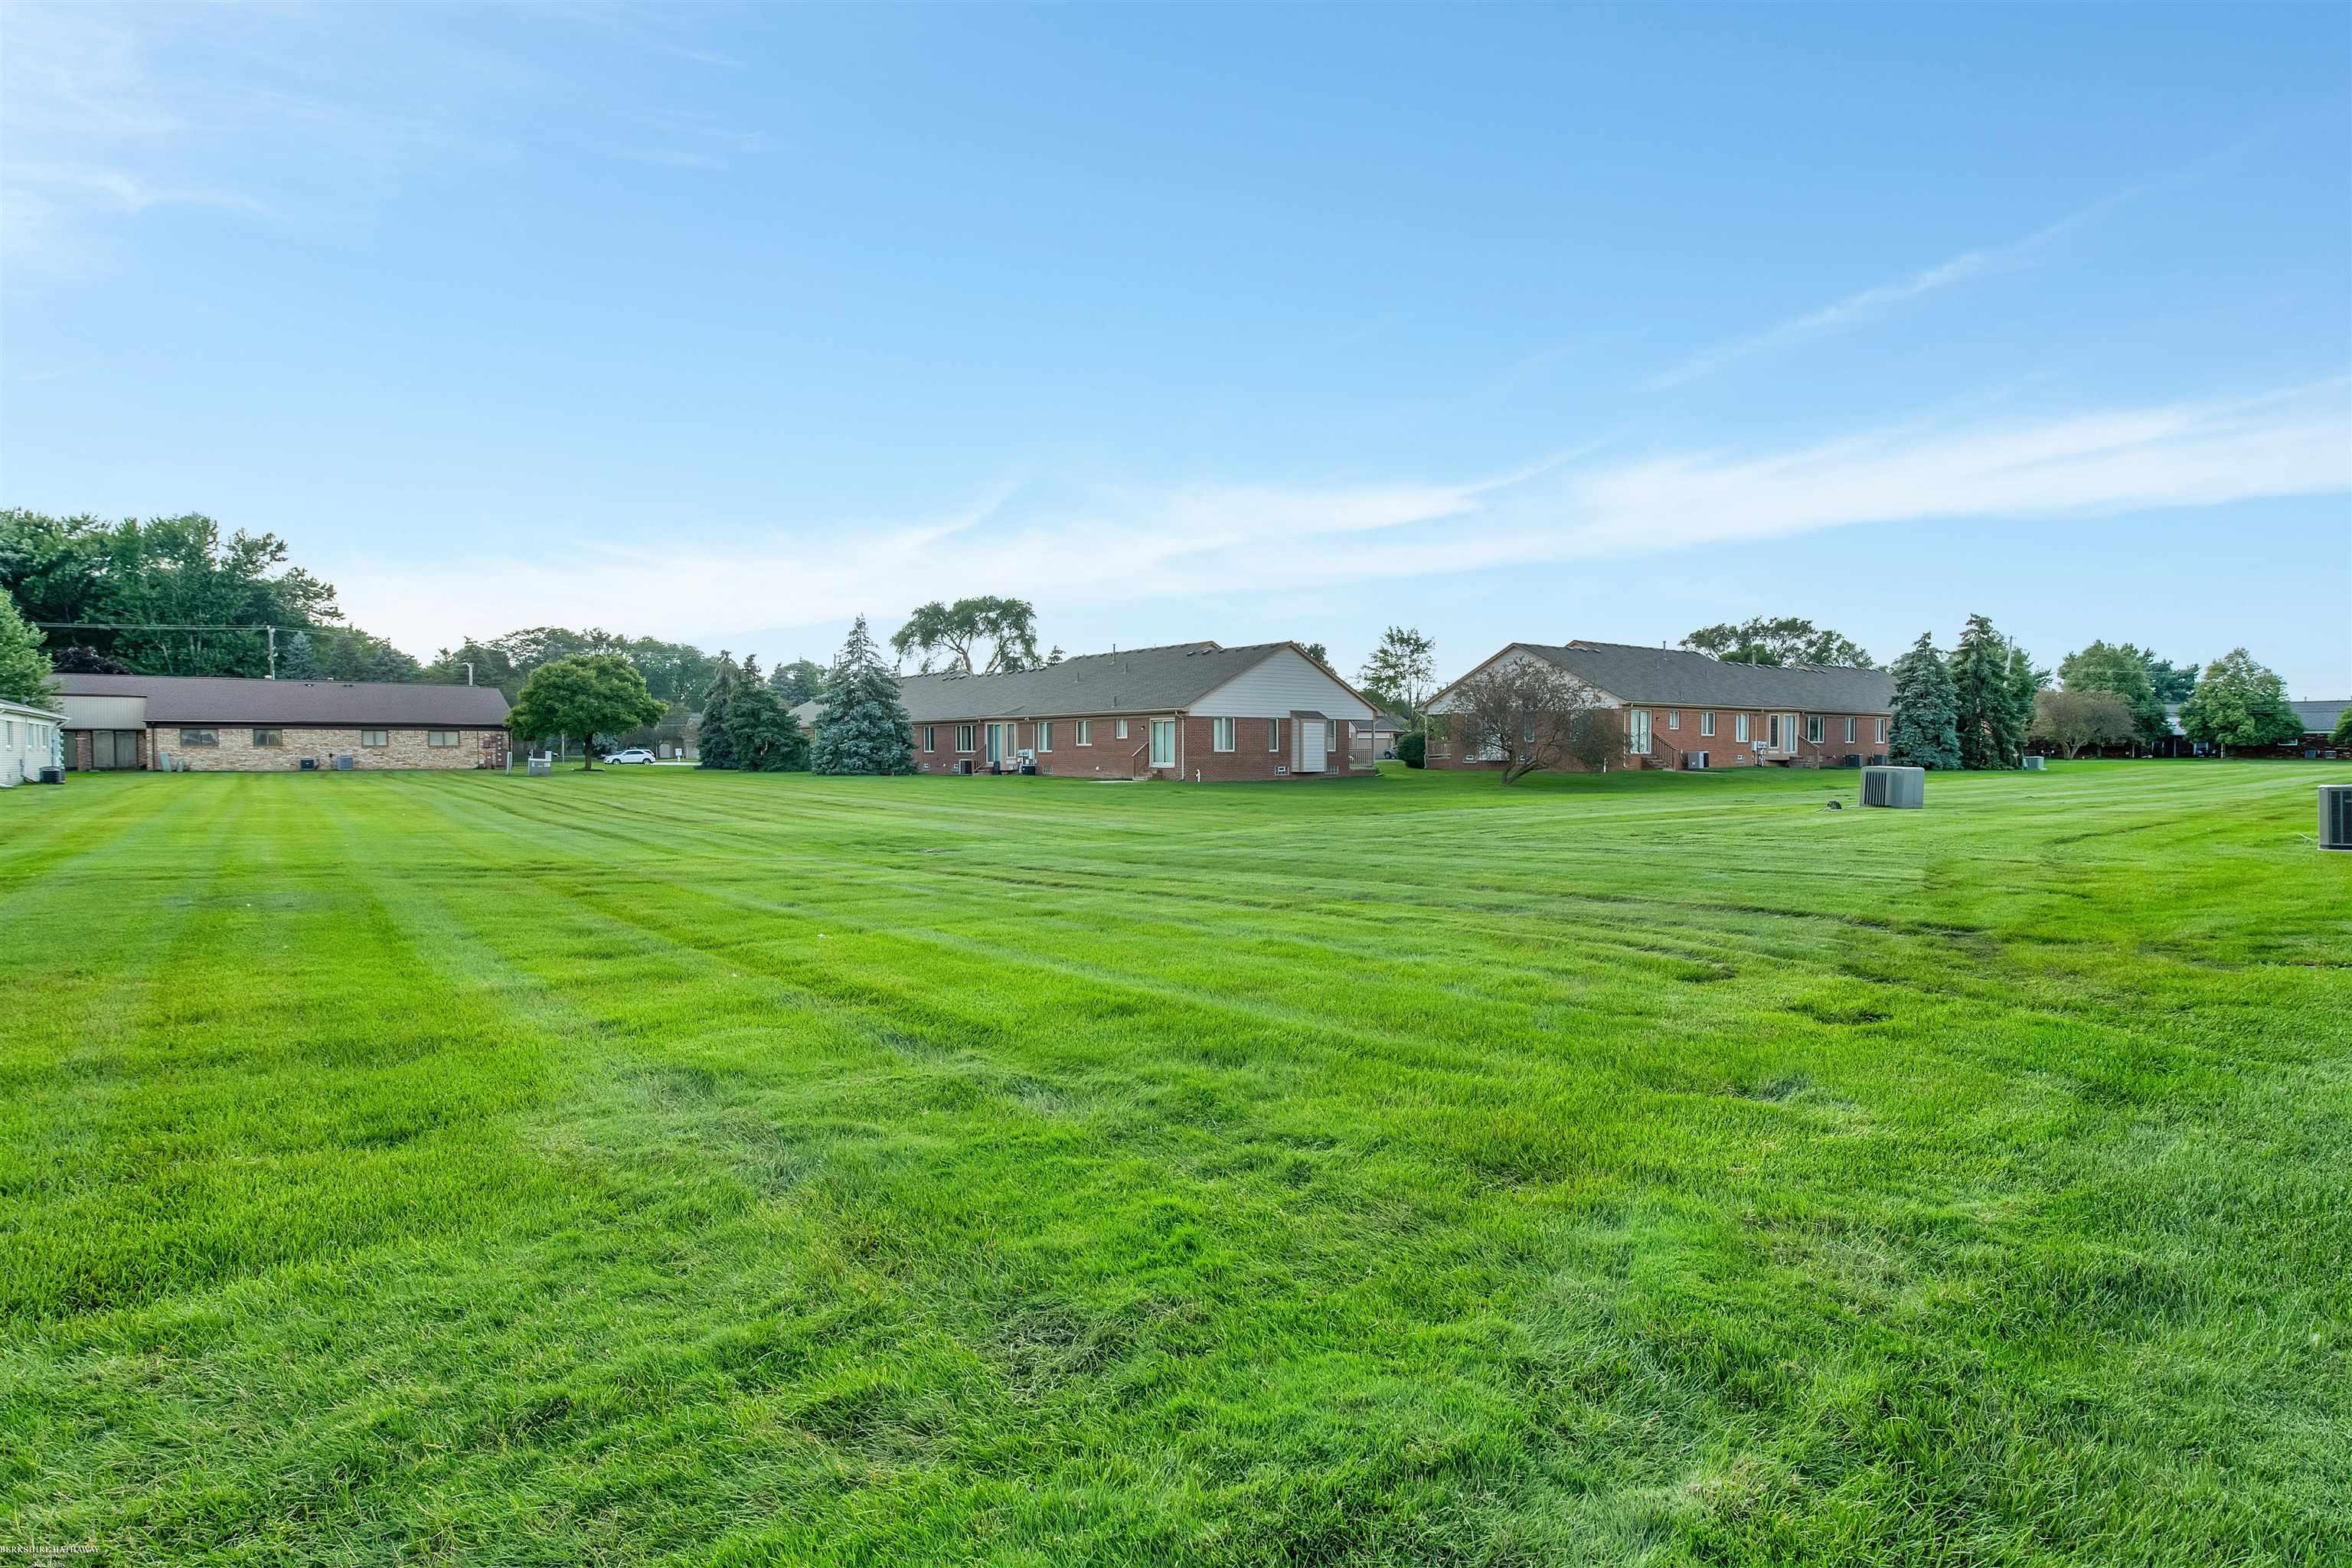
[4,2,2347,694]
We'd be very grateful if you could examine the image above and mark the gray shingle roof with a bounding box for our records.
[2291,699,2345,736]
[893,642,1315,722]
[1491,642,1893,712]
[54,673,511,726]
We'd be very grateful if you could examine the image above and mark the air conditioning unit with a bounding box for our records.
[2023,755,2047,771]
[2322,784,2352,851]
[1861,765,1925,809]
[1684,751,1709,770]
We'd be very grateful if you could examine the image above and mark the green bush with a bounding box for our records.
[1396,732,1426,769]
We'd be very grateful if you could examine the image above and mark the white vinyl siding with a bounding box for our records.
[1191,647,1373,721]
[1212,717,1234,751]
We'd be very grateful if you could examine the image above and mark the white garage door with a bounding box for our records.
[1296,719,1325,772]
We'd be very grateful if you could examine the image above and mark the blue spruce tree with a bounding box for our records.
[1888,632,1961,770]
[697,653,743,769]
[811,616,915,776]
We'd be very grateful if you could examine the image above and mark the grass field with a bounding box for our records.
[2,760,2346,1565]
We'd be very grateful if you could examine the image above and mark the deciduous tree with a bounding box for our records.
[814,617,916,776]
[1682,617,1876,668]
[505,654,666,769]
[2030,689,2135,760]
[2178,649,2301,756]
[890,597,1040,675]
[1358,626,1437,714]
[766,658,827,705]
[1444,658,1618,783]
[2057,640,2167,753]
[1887,634,1960,770]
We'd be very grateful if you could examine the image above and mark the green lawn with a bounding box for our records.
[2,761,2346,1565]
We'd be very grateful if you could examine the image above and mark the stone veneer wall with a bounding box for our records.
[159,725,508,771]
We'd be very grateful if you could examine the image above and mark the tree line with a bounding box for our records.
[1886,622,2313,767]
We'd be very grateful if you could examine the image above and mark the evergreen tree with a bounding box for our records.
[726,679,811,773]
[2003,640,2045,766]
[2177,649,2303,756]
[1951,614,2030,769]
[1887,633,1960,770]
[697,652,743,769]
[812,616,916,776]
[2333,709,2352,746]
[2058,640,2167,753]
[0,590,56,707]
[278,629,325,681]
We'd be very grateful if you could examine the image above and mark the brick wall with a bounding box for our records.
[154,725,508,771]
[1430,707,1891,772]
[906,713,1370,782]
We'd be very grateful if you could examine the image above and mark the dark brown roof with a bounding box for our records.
[55,674,511,727]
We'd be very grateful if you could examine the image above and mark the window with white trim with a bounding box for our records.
[1805,715,1824,745]
[1734,713,1750,743]
[1668,710,1681,730]
[1325,721,1335,753]
[1149,720,1176,768]
[1876,717,1888,743]
[1844,717,1857,743]
[1700,711,1715,737]
[922,726,936,751]
[956,724,975,753]
[1211,717,1234,751]
[1116,719,1129,740]
[1628,708,1652,755]
[1268,718,1282,751]
[1075,720,1091,745]
[1037,720,1053,751]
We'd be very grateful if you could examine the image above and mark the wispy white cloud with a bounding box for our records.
[1642,181,2148,391]
[332,381,2352,657]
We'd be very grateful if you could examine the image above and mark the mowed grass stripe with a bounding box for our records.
[1,761,2345,1564]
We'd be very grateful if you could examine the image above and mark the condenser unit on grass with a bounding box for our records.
[2321,784,2352,851]
[2023,755,2047,771]
[1861,765,1925,809]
